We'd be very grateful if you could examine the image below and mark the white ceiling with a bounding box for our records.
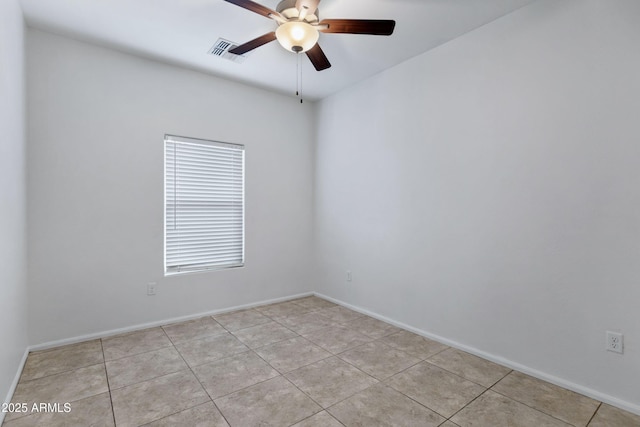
[19,0,537,100]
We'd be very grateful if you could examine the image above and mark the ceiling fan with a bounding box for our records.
[223,0,396,71]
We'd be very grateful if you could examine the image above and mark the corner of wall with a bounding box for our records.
[0,0,30,411]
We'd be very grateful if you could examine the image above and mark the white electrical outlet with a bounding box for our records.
[606,331,623,354]
[346,270,352,282]
[147,282,157,296]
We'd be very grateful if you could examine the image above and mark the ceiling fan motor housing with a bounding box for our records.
[276,0,319,23]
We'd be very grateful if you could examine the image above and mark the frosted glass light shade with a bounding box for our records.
[276,21,319,53]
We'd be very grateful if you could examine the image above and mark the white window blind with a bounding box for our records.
[164,135,244,274]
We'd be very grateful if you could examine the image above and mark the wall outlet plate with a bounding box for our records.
[147,282,157,296]
[606,331,623,354]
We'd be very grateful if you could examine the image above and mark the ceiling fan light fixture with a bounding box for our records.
[276,21,319,53]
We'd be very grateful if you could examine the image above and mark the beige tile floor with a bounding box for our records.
[3,296,640,427]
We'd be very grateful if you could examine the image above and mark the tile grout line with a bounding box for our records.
[253,338,335,377]
[271,304,375,335]
[14,341,105,384]
[484,368,513,388]
[229,332,299,353]
[299,323,381,356]
[252,301,467,422]
[445,387,492,422]
[211,306,276,331]
[586,402,603,426]
[379,377,457,421]
[100,339,118,427]
[282,355,382,415]
[374,331,451,362]
[304,335,370,357]
[103,328,191,393]
[176,309,313,406]
[342,341,491,422]
[286,410,347,427]
[272,373,326,423]
[199,338,363,422]
[382,348,507,397]
[107,341,310,412]
[13,361,106,385]
[102,326,175,363]
[242,310,384,424]
[239,324,340,416]
[3,361,113,425]
[106,365,194,394]
[104,315,204,396]
[170,339,234,427]
[103,344,175,364]
[344,336,589,425]
[419,358,512,389]
[107,368,196,396]
[490,370,603,425]
[334,341,425,382]
[488,386,592,426]
[177,348,252,371]
[209,371,283,402]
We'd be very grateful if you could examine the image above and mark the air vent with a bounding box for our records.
[208,38,248,63]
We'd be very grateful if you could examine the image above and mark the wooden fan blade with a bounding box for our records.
[223,0,281,19]
[229,32,277,55]
[306,43,331,71]
[295,0,320,19]
[319,19,396,36]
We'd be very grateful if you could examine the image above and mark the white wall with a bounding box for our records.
[27,29,315,345]
[0,0,28,411]
[315,0,640,412]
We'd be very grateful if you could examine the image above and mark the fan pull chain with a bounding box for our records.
[295,53,303,103]
[299,53,303,104]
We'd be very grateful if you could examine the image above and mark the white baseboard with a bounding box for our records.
[30,292,313,352]
[314,292,640,417]
[1,347,29,425]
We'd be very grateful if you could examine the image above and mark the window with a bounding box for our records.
[164,135,244,274]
